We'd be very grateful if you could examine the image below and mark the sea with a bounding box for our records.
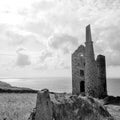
[1,77,120,96]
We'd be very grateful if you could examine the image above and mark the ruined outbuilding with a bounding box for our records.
[72,25,107,98]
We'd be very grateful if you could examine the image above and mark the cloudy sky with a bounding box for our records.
[0,0,120,78]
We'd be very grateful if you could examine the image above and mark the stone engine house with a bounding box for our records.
[72,25,107,98]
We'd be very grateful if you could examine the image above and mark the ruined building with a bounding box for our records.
[72,25,107,98]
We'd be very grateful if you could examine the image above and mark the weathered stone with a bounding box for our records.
[103,96,120,105]
[72,24,107,98]
[35,89,53,120]
[72,45,85,95]
[96,55,107,98]
[29,90,114,120]
[85,24,99,98]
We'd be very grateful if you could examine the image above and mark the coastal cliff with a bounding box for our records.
[0,80,37,93]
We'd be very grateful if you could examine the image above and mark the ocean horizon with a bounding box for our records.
[0,77,120,96]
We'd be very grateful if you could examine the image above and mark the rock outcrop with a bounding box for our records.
[103,96,120,105]
[29,89,114,120]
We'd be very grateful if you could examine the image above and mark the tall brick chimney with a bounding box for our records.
[85,25,99,98]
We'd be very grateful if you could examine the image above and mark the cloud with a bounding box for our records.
[58,61,70,69]
[93,11,120,66]
[27,0,120,67]
[49,34,78,54]
[0,0,120,77]
[34,63,48,70]
[25,21,53,38]
[32,49,53,70]
[5,28,45,52]
[32,0,56,11]
[39,50,53,62]
[16,48,31,67]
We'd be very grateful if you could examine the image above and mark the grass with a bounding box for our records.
[0,93,37,120]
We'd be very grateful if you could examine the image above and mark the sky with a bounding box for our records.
[0,0,120,78]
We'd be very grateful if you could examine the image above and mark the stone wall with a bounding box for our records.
[85,25,99,98]
[35,89,53,120]
[96,55,107,98]
[29,89,114,120]
[72,45,85,95]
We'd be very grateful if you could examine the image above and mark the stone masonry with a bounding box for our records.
[96,55,107,98]
[72,45,85,95]
[72,25,107,98]
[30,89,113,120]
[35,89,53,120]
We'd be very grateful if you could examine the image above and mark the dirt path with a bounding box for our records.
[106,105,120,120]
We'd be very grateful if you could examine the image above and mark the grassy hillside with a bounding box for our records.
[0,81,37,93]
[0,81,11,88]
[0,93,37,120]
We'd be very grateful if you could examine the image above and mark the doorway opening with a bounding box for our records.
[80,81,85,92]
